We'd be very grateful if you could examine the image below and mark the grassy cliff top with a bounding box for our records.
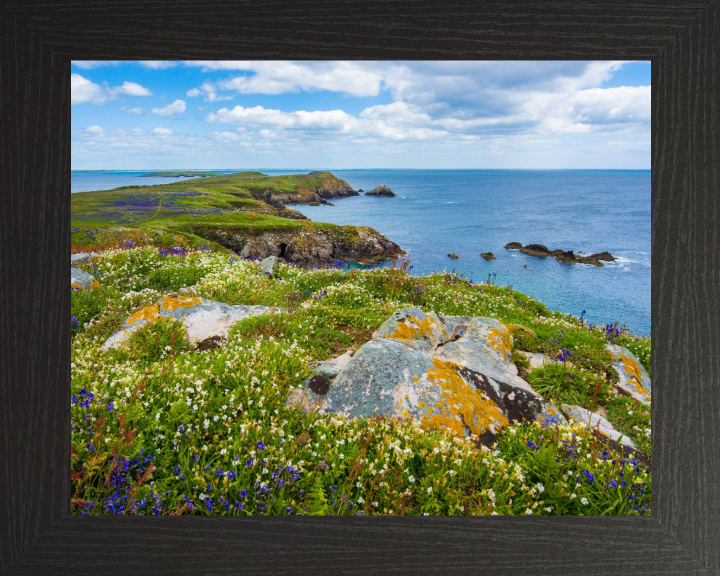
[71,171,355,251]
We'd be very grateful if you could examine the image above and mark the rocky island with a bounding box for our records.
[504,242,616,267]
[364,184,396,197]
[72,171,402,266]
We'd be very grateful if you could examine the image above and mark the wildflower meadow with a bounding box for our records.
[71,245,651,516]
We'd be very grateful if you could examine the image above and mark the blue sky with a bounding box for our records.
[71,61,651,170]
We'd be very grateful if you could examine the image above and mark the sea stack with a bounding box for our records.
[365,184,396,197]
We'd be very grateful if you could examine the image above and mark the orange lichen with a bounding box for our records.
[618,353,651,400]
[160,295,203,311]
[487,326,512,359]
[385,315,445,343]
[127,303,160,325]
[421,358,508,438]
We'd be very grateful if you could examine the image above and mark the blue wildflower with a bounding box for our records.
[257,440,266,451]
[240,489,248,498]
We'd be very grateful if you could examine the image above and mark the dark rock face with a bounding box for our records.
[447,253,459,259]
[365,184,396,197]
[316,178,360,199]
[524,244,549,253]
[587,251,616,261]
[193,225,404,266]
[453,365,546,447]
[519,244,551,257]
[480,252,496,260]
[510,243,613,266]
[307,375,332,395]
[576,256,603,267]
[555,250,576,264]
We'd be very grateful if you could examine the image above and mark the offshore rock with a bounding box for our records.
[504,242,523,249]
[365,184,396,197]
[448,253,459,259]
[587,251,616,262]
[606,343,651,405]
[480,252,496,260]
[103,295,281,348]
[519,244,551,257]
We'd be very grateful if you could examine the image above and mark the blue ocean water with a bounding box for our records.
[71,169,651,336]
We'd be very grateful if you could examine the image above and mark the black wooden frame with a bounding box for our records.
[1,1,718,574]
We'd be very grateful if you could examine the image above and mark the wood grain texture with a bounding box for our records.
[1,1,718,573]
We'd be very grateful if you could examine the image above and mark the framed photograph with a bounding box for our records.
[3,2,718,574]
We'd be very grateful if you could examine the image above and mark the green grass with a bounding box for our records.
[70,246,651,516]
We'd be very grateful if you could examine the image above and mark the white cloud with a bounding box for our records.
[115,81,153,96]
[152,127,174,135]
[71,74,111,105]
[72,74,153,105]
[186,81,233,102]
[84,125,106,135]
[206,104,453,141]
[127,108,144,115]
[187,61,384,97]
[152,99,186,116]
[138,61,177,69]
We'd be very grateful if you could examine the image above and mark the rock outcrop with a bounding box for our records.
[448,253,459,259]
[287,308,566,446]
[71,267,99,291]
[560,404,649,466]
[364,184,396,197]
[506,243,615,267]
[480,252,496,260]
[259,256,279,278]
[606,343,651,405]
[191,224,404,266]
[103,295,281,348]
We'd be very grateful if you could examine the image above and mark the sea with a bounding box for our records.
[72,169,651,337]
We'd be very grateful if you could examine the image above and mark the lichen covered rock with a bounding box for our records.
[319,338,550,445]
[606,343,651,405]
[71,267,99,291]
[259,255,279,278]
[103,295,281,348]
[293,308,557,445]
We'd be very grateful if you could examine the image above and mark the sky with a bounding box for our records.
[71,60,651,170]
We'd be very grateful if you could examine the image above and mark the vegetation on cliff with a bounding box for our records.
[70,245,651,516]
[71,171,399,264]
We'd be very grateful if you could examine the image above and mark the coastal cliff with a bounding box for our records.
[71,170,402,265]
